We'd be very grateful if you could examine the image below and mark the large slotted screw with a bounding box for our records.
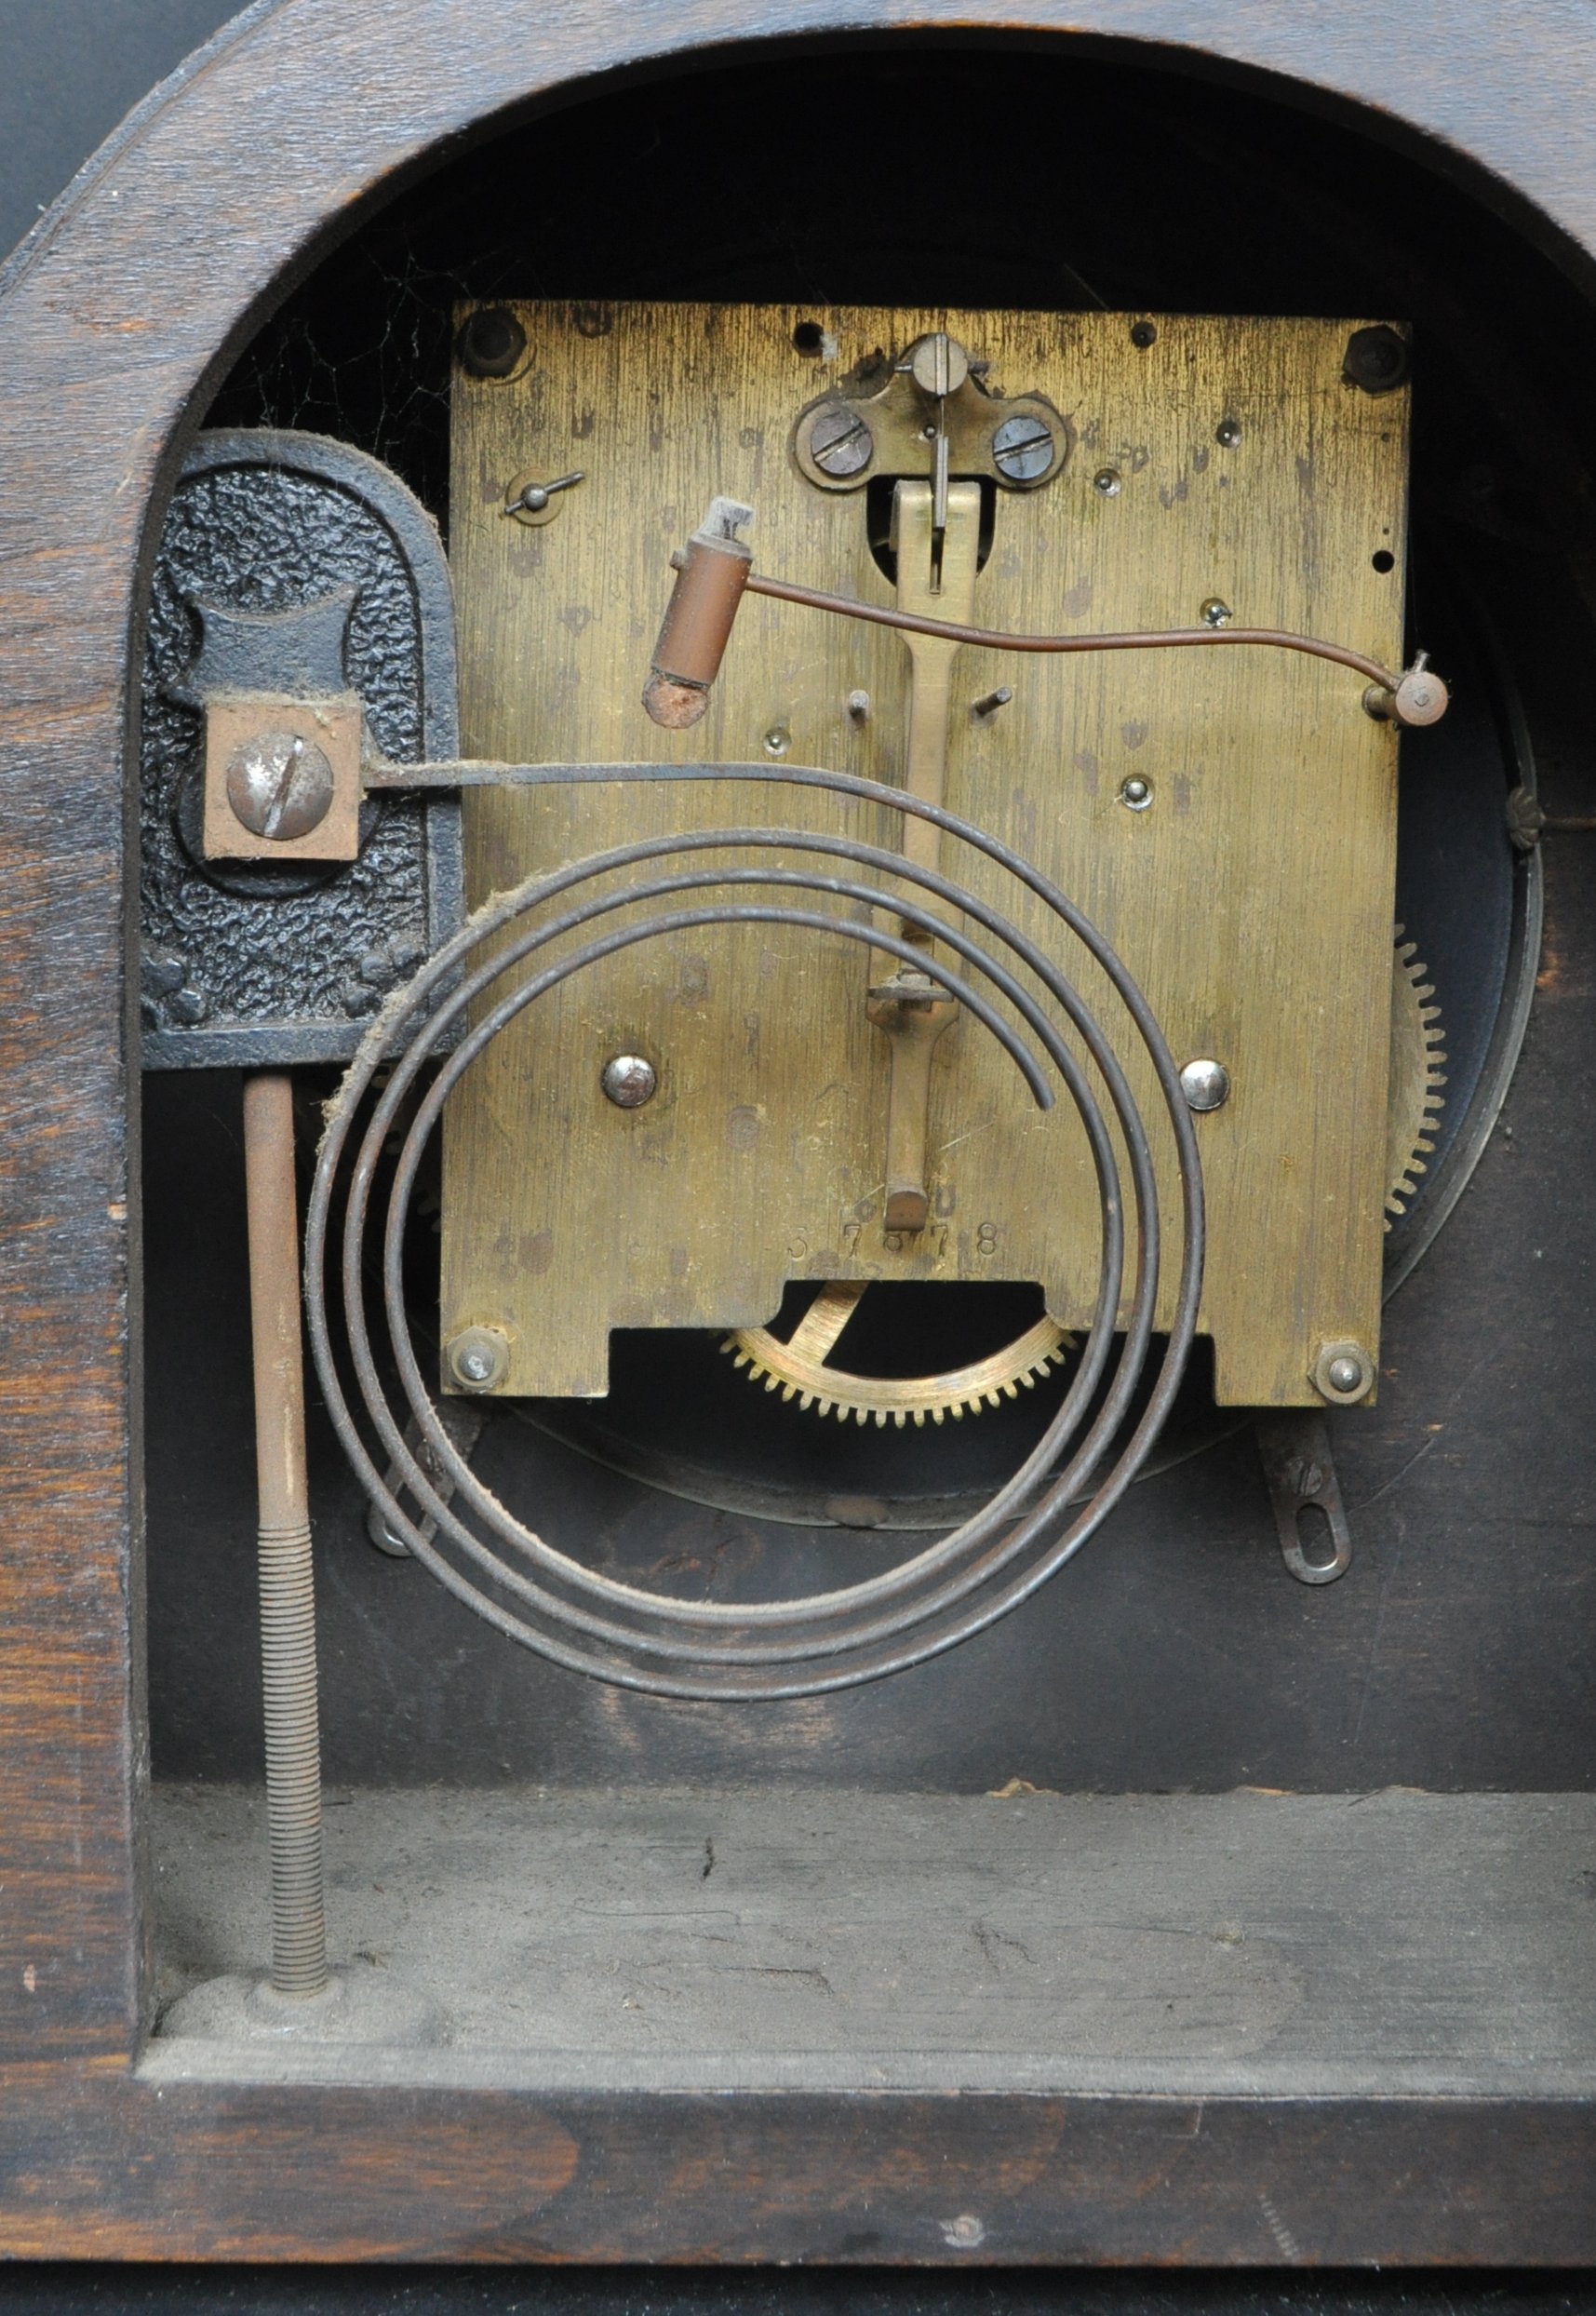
[991,412,1057,483]
[226,729,335,842]
[810,401,874,478]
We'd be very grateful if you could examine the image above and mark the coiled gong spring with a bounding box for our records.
[304,761,1204,1699]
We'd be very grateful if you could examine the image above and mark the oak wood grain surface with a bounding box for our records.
[1,0,1594,2264]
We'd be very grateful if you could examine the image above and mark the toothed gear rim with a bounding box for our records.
[724,1282,1073,1428]
[1387,927,1448,1228]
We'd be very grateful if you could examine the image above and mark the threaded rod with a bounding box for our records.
[243,1070,329,1998]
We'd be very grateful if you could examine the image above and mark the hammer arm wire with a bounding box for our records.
[743,569,1402,693]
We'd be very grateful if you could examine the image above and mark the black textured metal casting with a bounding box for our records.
[140,428,462,1069]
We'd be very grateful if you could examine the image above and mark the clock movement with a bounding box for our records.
[1,0,1592,2268]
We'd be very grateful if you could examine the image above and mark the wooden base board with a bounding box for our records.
[10,1786,1584,2263]
[148,1784,1596,2098]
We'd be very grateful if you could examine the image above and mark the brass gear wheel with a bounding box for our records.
[725,1279,1070,1427]
[726,931,1446,1424]
[1387,925,1448,1226]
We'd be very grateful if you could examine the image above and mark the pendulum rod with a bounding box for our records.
[241,1070,329,1998]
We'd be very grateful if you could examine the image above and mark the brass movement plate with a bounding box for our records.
[443,303,1408,1406]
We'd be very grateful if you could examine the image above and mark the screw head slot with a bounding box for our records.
[907,332,971,398]
[809,401,874,478]
[991,412,1057,483]
[225,729,334,842]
